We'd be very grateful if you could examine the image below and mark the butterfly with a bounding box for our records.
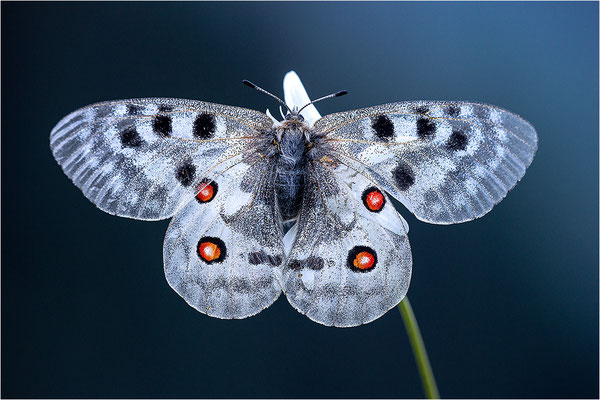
[49,71,537,327]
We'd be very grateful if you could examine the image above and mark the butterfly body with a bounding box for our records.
[271,117,313,222]
[50,73,537,327]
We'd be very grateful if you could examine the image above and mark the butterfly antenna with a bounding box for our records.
[242,80,291,114]
[297,90,348,114]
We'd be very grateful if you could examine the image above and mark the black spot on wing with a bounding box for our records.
[193,113,216,139]
[415,106,429,114]
[176,162,196,187]
[371,115,394,141]
[153,115,172,137]
[158,105,173,113]
[127,104,142,115]
[393,162,415,190]
[120,127,143,148]
[248,252,263,265]
[288,256,324,271]
[447,129,468,151]
[446,106,460,117]
[248,251,282,267]
[416,118,436,139]
[306,256,324,270]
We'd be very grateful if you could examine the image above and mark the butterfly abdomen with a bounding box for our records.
[273,123,309,222]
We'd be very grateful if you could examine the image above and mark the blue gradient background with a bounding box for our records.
[2,2,598,398]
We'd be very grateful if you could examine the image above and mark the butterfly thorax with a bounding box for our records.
[272,118,312,222]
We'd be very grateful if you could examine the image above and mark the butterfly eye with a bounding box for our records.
[285,112,292,120]
[297,114,304,122]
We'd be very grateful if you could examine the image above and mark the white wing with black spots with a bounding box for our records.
[315,101,537,224]
[282,156,412,327]
[50,98,273,220]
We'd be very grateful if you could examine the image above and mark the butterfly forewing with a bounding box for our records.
[315,101,537,224]
[50,98,273,220]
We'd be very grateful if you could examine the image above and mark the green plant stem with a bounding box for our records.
[398,297,440,399]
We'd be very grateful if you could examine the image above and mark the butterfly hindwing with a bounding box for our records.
[315,101,537,224]
[282,155,412,327]
[50,98,273,220]
[163,154,284,319]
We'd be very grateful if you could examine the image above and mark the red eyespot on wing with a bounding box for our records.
[353,251,375,270]
[196,185,214,202]
[198,242,220,261]
[196,236,226,264]
[366,191,384,211]
[196,180,218,203]
[347,246,378,272]
[362,187,385,212]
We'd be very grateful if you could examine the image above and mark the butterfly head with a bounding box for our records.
[242,79,347,123]
[285,109,305,122]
